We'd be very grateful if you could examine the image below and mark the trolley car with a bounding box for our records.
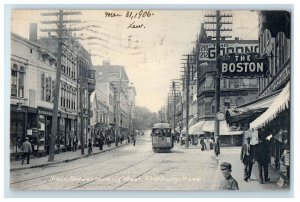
[151,123,173,152]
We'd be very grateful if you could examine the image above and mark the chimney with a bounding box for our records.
[235,37,239,41]
[29,23,37,42]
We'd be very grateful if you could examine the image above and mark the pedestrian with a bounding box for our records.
[21,137,32,165]
[73,136,78,152]
[107,136,111,147]
[214,137,220,156]
[205,138,210,151]
[240,137,255,182]
[88,138,93,156]
[281,139,290,180]
[133,133,136,146]
[99,135,104,150]
[200,137,205,151]
[256,137,271,184]
[219,162,239,190]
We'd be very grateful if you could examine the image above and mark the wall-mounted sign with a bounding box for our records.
[220,53,270,78]
[199,42,259,61]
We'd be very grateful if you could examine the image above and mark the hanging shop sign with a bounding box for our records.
[220,53,270,78]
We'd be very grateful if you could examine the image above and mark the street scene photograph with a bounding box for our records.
[8,8,291,194]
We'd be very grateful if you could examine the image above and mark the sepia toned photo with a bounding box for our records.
[8,8,291,193]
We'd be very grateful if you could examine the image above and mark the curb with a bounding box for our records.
[10,143,129,171]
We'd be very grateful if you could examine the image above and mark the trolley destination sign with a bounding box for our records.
[220,53,270,78]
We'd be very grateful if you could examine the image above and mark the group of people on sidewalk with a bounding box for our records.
[241,137,270,184]
[18,133,138,164]
[219,135,289,190]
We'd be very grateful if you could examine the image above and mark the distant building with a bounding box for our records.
[91,61,135,142]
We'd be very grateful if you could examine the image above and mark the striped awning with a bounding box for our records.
[250,81,290,129]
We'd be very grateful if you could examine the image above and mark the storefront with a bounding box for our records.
[250,81,290,171]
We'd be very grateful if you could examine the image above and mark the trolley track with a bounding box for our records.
[71,153,156,190]
[12,152,156,190]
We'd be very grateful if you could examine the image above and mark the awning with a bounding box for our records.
[189,121,205,135]
[250,81,290,129]
[225,90,280,125]
[181,118,197,134]
[202,120,243,136]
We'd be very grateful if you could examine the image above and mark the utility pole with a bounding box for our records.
[181,54,197,149]
[185,55,190,149]
[204,10,232,156]
[41,10,81,161]
[172,81,176,138]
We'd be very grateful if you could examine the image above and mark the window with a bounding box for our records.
[96,111,99,122]
[41,74,45,100]
[11,66,18,97]
[211,100,216,114]
[11,64,25,98]
[46,77,52,102]
[52,80,55,103]
[205,75,214,89]
[224,98,231,108]
[18,67,25,97]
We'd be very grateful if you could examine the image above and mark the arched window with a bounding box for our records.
[11,64,18,97]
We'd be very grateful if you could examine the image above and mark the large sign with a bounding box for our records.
[220,53,270,78]
[199,42,259,61]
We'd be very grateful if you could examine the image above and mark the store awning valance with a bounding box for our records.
[202,120,243,136]
[250,81,290,129]
[226,91,280,125]
[189,121,205,135]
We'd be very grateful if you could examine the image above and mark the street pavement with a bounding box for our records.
[10,131,289,192]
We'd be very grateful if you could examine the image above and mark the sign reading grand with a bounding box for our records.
[199,42,259,61]
[220,53,270,78]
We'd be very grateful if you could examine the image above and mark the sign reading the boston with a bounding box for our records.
[220,53,269,78]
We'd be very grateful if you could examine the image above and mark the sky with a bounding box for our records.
[11,9,259,113]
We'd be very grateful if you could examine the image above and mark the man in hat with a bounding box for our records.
[240,136,255,182]
[219,162,239,190]
[21,137,32,165]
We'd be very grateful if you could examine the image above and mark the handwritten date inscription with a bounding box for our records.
[104,10,154,29]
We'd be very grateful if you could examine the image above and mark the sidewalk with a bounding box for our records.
[210,147,289,191]
[10,141,130,171]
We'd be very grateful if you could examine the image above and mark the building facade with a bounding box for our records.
[92,61,135,143]
[10,24,95,158]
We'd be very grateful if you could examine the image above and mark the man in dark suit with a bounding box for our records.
[256,138,271,184]
[240,137,255,182]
